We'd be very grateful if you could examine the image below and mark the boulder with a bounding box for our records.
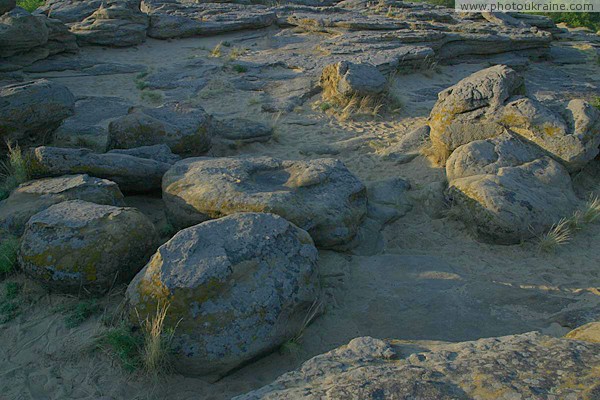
[447,155,578,244]
[0,7,48,57]
[212,118,273,145]
[234,333,600,400]
[126,212,320,377]
[0,174,125,236]
[0,79,75,145]
[20,200,157,294]
[107,102,212,155]
[566,322,600,343]
[70,2,148,47]
[446,132,544,182]
[428,65,524,162]
[107,144,181,164]
[366,177,412,224]
[29,146,171,193]
[320,61,387,98]
[162,157,367,249]
[500,98,600,171]
[0,0,15,15]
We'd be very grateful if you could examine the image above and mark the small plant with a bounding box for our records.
[16,0,44,12]
[0,281,22,323]
[320,102,332,112]
[158,223,176,238]
[0,235,19,277]
[138,301,179,375]
[232,64,248,73]
[1,142,30,200]
[210,43,223,58]
[279,298,323,358]
[228,47,247,60]
[580,196,600,224]
[98,326,143,372]
[64,299,100,328]
[538,218,572,253]
[593,97,600,111]
[141,91,163,104]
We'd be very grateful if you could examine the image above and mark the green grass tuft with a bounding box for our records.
[232,64,248,73]
[1,142,30,201]
[64,299,100,328]
[16,0,45,12]
[0,281,22,323]
[98,326,143,372]
[0,235,19,277]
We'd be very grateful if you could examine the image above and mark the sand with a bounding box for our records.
[2,30,600,399]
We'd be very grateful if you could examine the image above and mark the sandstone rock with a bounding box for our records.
[501,98,600,171]
[566,322,600,343]
[53,96,133,151]
[212,118,273,145]
[107,144,181,164]
[447,155,578,244]
[235,332,600,400]
[481,12,528,28]
[20,200,157,294]
[37,0,104,23]
[142,0,277,39]
[0,79,75,145]
[0,0,15,15]
[30,146,171,193]
[70,3,148,47]
[366,177,412,224]
[107,102,212,155]
[0,174,125,236]
[320,61,387,98]
[162,157,367,248]
[40,16,78,55]
[0,7,48,58]
[126,212,320,377]
[446,132,544,182]
[428,65,525,162]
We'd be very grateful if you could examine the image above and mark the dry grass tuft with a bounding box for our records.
[579,196,600,224]
[136,301,179,376]
[1,142,30,200]
[537,218,572,253]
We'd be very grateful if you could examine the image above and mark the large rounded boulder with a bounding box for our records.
[126,212,321,378]
[0,174,125,235]
[162,157,367,249]
[0,79,75,145]
[20,200,157,294]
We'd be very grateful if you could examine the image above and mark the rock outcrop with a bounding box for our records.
[126,212,320,377]
[30,146,171,193]
[235,332,600,399]
[320,61,387,98]
[107,102,212,155]
[20,200,157,294]
[70,2,148,47]
[428,65,524,162]
[0,174,125,236]
[446,134,579,244]
[0,79,75,145]
[162,157,367,248]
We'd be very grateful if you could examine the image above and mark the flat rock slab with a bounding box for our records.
[235,332,600,399]
[142,0,277,39]
[162,156,367,249]
[30,146,172,193]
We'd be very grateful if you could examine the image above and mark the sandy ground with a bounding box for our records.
[2,30,600,399]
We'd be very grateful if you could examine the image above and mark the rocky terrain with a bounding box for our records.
[1,0,600,399]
